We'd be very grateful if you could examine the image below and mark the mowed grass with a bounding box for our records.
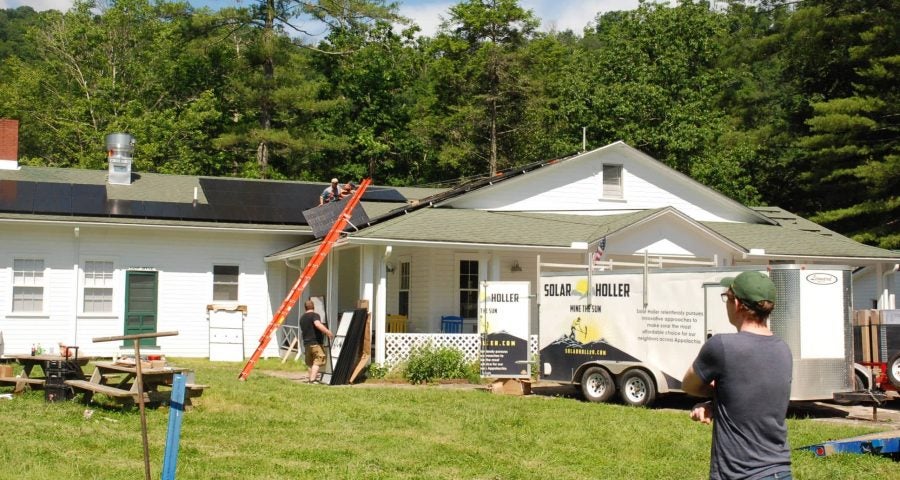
[0,358,896,479]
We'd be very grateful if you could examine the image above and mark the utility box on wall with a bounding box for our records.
[207,304,246,361]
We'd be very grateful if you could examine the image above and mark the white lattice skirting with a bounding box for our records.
[383,333,539,368]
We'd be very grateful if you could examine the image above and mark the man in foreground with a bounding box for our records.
[682,271,793,480]
[299,299,334,384]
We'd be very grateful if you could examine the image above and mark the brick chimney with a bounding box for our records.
[0,119,19,170]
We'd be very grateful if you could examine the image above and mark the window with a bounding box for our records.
[602,164,623,199]
[13,259,44,312]
[459,259,479,319]
[213,265,239,301]
[83,261,114,313]
[398,261,410,316]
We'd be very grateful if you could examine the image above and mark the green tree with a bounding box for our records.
[421,0,539,178]
[0,0,225,173]
[313,21,427,184]
[792,0,899,248]
[210,0,399,179]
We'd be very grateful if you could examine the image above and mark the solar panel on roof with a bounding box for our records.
[34,182,73,214]
[72,184,108,215]
[362,187,407,202]
[0,180,35,213]
[199,177,325,223]
[107,198,145,217]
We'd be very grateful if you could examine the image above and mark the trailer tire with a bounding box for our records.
[889,353,900,389]
[619,369,656,407]
[580,367,616,403]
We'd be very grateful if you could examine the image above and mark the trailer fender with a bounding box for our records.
[852,363,873,391]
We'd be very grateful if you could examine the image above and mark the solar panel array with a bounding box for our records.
[0,178,406,225]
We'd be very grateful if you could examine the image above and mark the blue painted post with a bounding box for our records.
[161,373,187,480]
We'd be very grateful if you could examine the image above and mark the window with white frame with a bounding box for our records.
[398,260,410,316]
[602,164,623,199]
[459,259,479,319]
[83,261,114,313]
[13,258,44,312]
[213,265,239,301]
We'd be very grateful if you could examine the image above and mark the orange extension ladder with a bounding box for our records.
[238,178,372,380]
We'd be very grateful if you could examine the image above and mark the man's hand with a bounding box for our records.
[690,401,713,424]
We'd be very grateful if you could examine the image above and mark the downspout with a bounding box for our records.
[882,263,899,309]
[72,227,80,346]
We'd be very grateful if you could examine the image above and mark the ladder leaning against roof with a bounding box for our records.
[238,178,372,381]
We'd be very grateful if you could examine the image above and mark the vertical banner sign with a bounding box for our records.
[479,281,530,379]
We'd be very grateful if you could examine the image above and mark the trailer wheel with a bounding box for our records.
[889,353,900,389]
[619,369,656,407]
[580,367,616,403]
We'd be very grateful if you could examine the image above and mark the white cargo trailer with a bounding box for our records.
[538,263,854,406]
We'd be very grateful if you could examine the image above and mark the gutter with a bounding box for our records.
[0,217,312,235]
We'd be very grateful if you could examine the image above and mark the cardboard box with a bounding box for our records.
[491,378,531,396]
[0,364,13,378]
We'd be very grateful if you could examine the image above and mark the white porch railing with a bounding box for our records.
[383,333,540,368]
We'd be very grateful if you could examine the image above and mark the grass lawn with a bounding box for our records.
[0,358,896,479]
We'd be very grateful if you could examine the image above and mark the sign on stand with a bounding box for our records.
[479,281,530,379]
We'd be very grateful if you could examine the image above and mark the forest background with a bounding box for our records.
[0,0,897,249]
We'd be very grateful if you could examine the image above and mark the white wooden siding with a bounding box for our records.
[852,268,899,310]
[0,223,303,358]
[446,144,760,224]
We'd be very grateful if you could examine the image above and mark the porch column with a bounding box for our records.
[374,246,390,364]
[326,254,337,328]
[489,254,500,281]
[360,245,375,303]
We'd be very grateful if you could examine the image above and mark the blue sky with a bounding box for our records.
[2,1,643,36]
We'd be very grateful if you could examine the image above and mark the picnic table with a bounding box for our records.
[65,360,206,406]
[0,354,89,393]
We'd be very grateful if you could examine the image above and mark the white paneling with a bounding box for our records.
[0,222,303,358]
[447,144,759,223]
[607,212,731,260]
[852,267,898,310]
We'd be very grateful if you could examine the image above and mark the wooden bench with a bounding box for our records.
[0,376,45,393]
[186,384,209,399]
[65,379,136,399]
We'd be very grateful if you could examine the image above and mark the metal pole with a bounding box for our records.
[134,339,151,480]
[90,331,178,480]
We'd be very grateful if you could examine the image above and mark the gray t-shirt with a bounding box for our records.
[692,332,793,480]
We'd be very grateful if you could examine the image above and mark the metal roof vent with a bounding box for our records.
[106,132,134,185]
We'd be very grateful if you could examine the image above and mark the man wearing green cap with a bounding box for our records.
[682,271,793,480]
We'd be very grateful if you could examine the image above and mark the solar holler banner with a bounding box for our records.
[479,281,531,379]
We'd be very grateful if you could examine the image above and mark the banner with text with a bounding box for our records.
[479,281,531,379]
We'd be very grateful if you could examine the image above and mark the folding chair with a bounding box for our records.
[387,314,408,333]
[440,315,463,333]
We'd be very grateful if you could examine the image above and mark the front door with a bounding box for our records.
[124,271,158,347]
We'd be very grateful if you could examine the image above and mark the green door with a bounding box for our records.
[124,271,158,347]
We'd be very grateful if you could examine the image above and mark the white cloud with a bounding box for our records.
[4,0,645,38]
[398,0,641,38]
[397,1,453,37]
[524,0,641,33]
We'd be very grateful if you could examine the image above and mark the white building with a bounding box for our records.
[1,119,897,364]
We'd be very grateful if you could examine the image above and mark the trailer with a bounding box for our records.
[851,309,900,395]
[538,262,855,407]
[802,431,900,459]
